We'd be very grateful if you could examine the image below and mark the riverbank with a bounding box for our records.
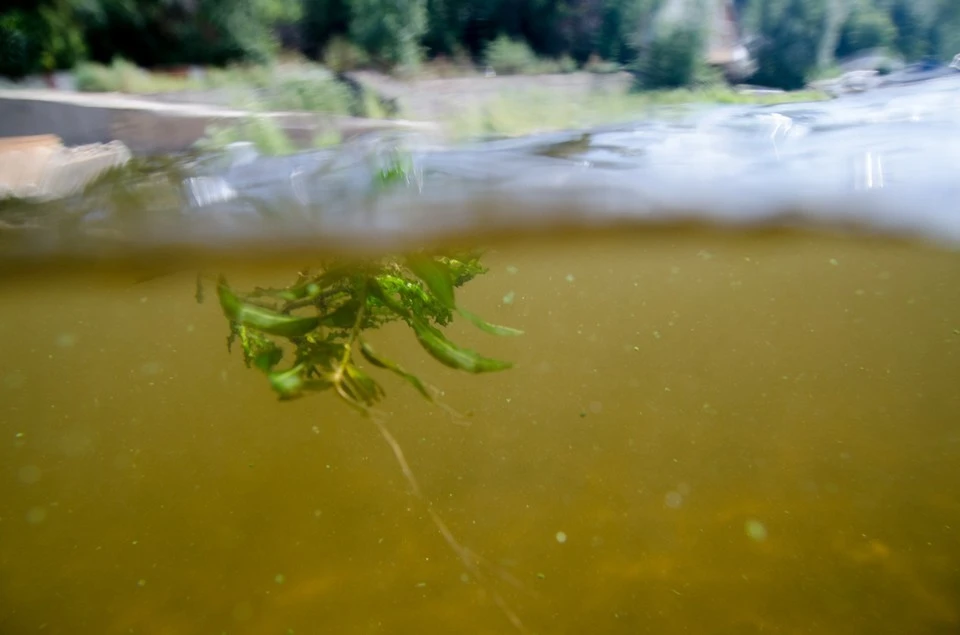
[0,69,831,159]
[343,70,829,139]
[0,88,436,155]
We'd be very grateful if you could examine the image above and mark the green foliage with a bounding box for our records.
[195,150,520,406]
[205,251,520,406]
[745,0,828,90]
[0,4,86,77]
[483,36,580,75]
[693,61,728,87]
[358,88,391,118]
[557,54,579,73]
[422,0,470,56]
[72,60,115,91]
[417,0,659,67]
[349,0,427,68]
[5,0,960,90]
[444,84,828,140]
[808,63,843,82]
[484,36,539,74]
[609,0,661,62]
[583,55,623,74]
[931,0,960,61]
[196,116,297,156]
[74,58,198,92]
[37,3,88,71]
[634,24,704,89]
[322,35,372,72]
[0,10,42,78]
[76,0,298,68]
[889,0,932,60]
[75,58,359,117]
[262,76,356,114]
[203,64,276,89]
[301,0,352,58]
[836,7,897,59]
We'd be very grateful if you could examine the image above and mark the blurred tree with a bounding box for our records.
[816,0,852,69]
[4,0,958,86]
[835,3,896,58]
[554,0,658,63]
[301,0,351,58]
[597,0,663,64]
[888,0,931,59]
[0,1,87,77]
[634,22,703,87]
[745,0,828,89]
[79,0,299,67]
[553,0,608,61]
[422,0,499,57]
[417,0,660,65]
[196,0,302,63]
[348,0,428,67]
[930,0,960,60]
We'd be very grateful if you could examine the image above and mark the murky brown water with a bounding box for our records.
[2,228,959,635]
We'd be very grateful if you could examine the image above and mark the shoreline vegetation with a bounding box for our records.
[20,55,829,152]
[0,0,960,154]
[184,75,829,151]
[2,0,956,149]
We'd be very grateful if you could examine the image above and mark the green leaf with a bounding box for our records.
[320,299,363,329]
[458,307,524,337]
[444,255,488,287]
[267,365,306,400]
[216,276,245,321]
[253,266,352,303]
[360,340,433,401]
[367,278,412,317]
[372,271,455,326]
[235,325,277,368]
[411,319,513,374]
[253,281,321,302]
[217,277,321,337]
[407,255,521,336]
[296,339,346,369]
[406,254,456,310]
[253,342,284,372]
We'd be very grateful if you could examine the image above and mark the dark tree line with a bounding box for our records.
[2,0,959,89]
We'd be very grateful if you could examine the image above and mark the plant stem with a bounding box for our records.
[369,412,528,633]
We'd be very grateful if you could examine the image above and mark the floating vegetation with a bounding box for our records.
[195,142,520,407]
[192,144,531,630]
[203,251,521,407]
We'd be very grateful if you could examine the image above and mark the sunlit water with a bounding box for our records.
[2,77,960,635]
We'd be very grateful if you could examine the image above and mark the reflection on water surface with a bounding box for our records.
[1,229,959,634]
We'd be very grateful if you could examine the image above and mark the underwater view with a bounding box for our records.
[3,229,960,635]
[3,76,960,635]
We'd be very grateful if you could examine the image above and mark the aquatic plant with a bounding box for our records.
[201,253,528,630]
[196,146,519,406]
[206,251,521,408]
[197,148,529,631]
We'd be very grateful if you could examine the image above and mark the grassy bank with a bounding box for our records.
[442,86,830,140]
[191,83,829,156]
[65,58,829,154]
[73,58,390,119]
[68,58,828,134]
